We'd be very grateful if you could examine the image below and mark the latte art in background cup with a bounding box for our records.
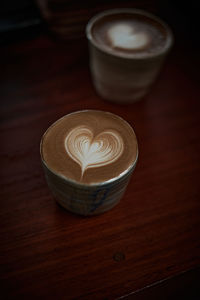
[86,9,173,103]
[40,110,138,216]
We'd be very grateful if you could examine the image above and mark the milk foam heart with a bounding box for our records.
[108,23,149,50]
[65,126,124,179]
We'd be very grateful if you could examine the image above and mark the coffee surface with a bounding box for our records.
[91,11,167,58]
[41,110,138,184]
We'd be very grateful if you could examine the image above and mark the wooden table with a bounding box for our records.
[1,30,200,299]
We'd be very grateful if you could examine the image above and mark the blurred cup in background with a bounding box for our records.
[86,8,173,103]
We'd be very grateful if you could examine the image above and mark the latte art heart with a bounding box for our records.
[108,23,149,50]
[65,126,124,179]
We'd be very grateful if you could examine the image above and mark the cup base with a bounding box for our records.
[54,196,121,216]
[93,78,149,104]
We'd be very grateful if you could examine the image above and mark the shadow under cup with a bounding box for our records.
[86,9,173,103]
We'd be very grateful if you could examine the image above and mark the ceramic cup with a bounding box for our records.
[86,9,173,103]
[40,110,138,216]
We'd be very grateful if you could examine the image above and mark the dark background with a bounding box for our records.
[0,1,200,299]
[0,0,199,46]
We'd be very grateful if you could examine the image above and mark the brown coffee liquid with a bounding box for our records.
[91,11,168,58]
[41,110,138,184]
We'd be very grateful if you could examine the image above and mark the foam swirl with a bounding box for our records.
[108,23,149,50]
[65,126,124,179]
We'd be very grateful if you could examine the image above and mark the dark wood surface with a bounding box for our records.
[1,21,200,300]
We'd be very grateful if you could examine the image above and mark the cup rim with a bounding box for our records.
[40,109,139,188]
[86,8,174,60]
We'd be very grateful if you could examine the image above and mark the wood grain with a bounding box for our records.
[0,18,200,300]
